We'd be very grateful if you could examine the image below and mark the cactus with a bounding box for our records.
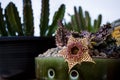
[47,4,65,36]
[65,6,102,33]
[78,6,86,30]
[73,7,81,32]
[0,3,8,36]
[40,0,65,36]
[35,22,120,80]
[5,2,23,36]
[71,15,79,32]
[39,0,49,36]
[84,11,92,32]
[94,14,102,32]
[0,0,65,37]
[23,0,34,36]
[39,0,66,37]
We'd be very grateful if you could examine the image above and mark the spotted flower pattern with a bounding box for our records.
[59,36,95,71]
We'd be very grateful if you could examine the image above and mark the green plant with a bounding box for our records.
[0,3,8,36]
[65,6,102,33]
[5,2,24,36]
[40,0,65,36]
[0,0,65,36]
[0,0,33,36]
[23,0,34,36]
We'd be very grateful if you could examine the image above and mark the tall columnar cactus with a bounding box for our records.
[5,2,23,36]
[73,7,81,32]
[40,0,49,36]
[23,0,34,36]
[0,3,8,36]
[47,4,65,36]
[65,6,102,33]
[66,6,86,32]
[70,15,79,32]
[94,14,102,32]
[78,6,86,30]
[84,11,92,32]
[40,0,65,36]
[0,0,65,37]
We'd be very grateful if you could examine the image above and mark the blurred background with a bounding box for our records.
[0,0,120,36]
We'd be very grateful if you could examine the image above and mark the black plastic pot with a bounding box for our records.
[0,36,56,79]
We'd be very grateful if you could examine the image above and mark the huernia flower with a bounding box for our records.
[59,36,95,71]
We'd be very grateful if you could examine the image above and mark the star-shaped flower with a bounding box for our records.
[59,36,95,71]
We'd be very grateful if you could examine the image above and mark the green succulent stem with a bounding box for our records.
[74,7,81,32]
[94,14,102,32]
[85,11,92,32]
[40,0,49,36]
[5,2,23,36]
[0,0,65,37]
[65,6,102,33]
[0,3,8,36]
[23,0,34,36]
[78,6,86,30]
[47,4,65,36]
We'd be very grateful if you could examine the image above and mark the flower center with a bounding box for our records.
[71,46,79,55]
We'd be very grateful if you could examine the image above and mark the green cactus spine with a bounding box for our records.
[23,0,34,36]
